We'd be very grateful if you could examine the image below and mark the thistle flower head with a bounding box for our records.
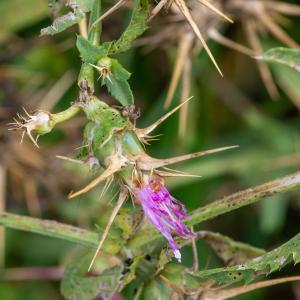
[137,175,194,262]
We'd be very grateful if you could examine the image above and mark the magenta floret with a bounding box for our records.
[138,185,194,262]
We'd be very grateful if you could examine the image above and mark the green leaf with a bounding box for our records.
[41,8,84,36]
[41,1,96,36]
[98,58,133,106]
[63,251,142,300]
[120,255,145,290]
[259,47,300,72]
[195,233,300,285]
[160,263,200,292]
[111,59,131,81]
[143,278,173,300]
[76,35,109,63]
[106,0,149,55]
[103,76,134,106]
[61,251,123,300]
[114,208,143,240]
[68,0,94,12]
[199,231,266,266]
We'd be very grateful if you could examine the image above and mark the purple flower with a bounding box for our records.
[137,177,194,262]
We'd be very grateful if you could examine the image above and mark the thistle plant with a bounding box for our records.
[2,0,300,300]
[11,73,235,268]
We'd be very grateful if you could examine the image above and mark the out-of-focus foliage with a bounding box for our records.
[260,47,300,73]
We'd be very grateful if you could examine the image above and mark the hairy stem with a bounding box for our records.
[0,213,98,247]
[188,171,300,225]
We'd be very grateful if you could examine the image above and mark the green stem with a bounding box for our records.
[88,0,102,46]
[0,213,97,247]
[188,171,300,225]
[78,0,102,96]
[0,213,121,254]
[78,63,95,95]
[51,105,81,125]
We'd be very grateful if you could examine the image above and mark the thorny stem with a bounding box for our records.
[0,172,300,252]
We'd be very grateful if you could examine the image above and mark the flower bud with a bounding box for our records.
[10,105,80,147]
[9,110,53,147]
[90,57,112,80]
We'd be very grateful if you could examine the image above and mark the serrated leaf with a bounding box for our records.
[106,0,149,55]
[199,231,266,266]
[98,58,133,106]
[161,264,300,300]
[258,47,300,72]
[41,8,84,36]
[103,76,134,106]
[195,233,300,285]
[76,35,109,63]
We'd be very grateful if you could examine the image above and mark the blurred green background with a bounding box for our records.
[0,0,300,299]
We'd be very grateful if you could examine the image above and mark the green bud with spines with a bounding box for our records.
[10,105,81,147]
